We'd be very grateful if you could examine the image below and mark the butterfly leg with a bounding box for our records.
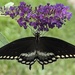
[42,64,44,70]
[29,64,32,70]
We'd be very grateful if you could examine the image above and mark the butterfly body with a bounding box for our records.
[0,32,75,69]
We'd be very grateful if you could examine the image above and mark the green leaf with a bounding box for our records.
[0,33,8,47]
[4,2,14,8]
[0,2,14,15]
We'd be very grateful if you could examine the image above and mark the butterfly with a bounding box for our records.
[0,32,75,70]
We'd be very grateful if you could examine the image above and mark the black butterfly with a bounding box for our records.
[0,32,75,70]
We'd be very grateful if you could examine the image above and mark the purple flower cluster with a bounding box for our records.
[5,2,72,31]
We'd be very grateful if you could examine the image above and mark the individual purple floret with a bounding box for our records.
[5,2,72,31]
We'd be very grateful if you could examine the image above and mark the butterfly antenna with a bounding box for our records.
[40,31,47,37]
[42,64,44,70]
[27,25,35,35]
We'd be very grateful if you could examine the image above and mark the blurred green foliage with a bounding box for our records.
[0,0,75,75]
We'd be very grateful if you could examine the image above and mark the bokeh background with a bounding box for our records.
[0,0,75,75]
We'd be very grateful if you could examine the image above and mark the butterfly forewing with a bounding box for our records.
[0,37,36,61]
[40,37,75,59]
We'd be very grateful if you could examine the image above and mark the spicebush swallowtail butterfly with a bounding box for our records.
[0,2,73,70]
[0,32,75,70]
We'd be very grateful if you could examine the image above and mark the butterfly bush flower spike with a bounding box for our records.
[5,2,72,31]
